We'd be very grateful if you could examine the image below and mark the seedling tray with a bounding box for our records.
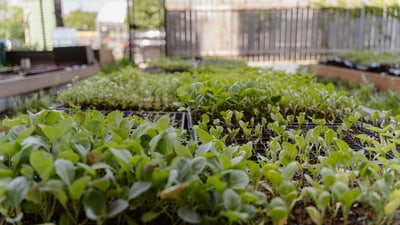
[209,121,397,164]
[51,107,196,141]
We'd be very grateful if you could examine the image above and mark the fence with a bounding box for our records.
[165,4,400,61]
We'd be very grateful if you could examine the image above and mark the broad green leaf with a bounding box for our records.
[318,191,331,210]
[175,144,192,157]
[177,207,201,224]
[55,159,75,187]
[226,170,249,190]
[330,182,350,199]
[196,142,214,155]
[83,188,107,220]
[321,168,335,187]
[324,129,337,144]
[191,157,206,176]
[58,151,80,164]
[128,181,151,200]
[306,206,322,225]
[340,188,360,209]
[269,198,288,225]
[206,175,226,193]
[151,168,169,187]
[334,139,349,151]
[30,150,54,181]
[107,199,129,218]
[40,125,64,143]
[155,115,170,132]
[368,192,382,210]
[7,125,25,141]
[0,169,13,178]
[21,136,50,151]
[69,176,91,200]
[174,158,192,182]
[281,162,297,180]
[195,127,213,143]
[6,176,29,208]
[141,211,161,223]
[110,148,132,167]
[36,110,62,125]
[385,189,400,215]
[91,176,111,191]
[223,189,241,211]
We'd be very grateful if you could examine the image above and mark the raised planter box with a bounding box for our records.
[310,64,400,92]
[0,64,99,98]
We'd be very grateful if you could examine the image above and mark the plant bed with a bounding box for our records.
[44,61,400,225]
[52,107,197,141]
[310,64,400,93]
[321,51,400,76]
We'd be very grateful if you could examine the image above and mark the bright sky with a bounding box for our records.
[7,0,109,14]
[61,0,109,14]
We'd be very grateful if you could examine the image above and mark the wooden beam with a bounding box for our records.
[0,64,99,98]
[310,64,400,93]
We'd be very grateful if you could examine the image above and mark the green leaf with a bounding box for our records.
[155,115,170,132]
[59,213,74,225]
[206,175,226,193]
[195,127,213,143]
[385,189,400,215]
[368,192,382,210]
[58,151,80,164]
[55,159,75,187]
[6,176,29,208]
[36,110,62,125]
[128,181,151,200]
[177,207,201,224]
[191,157,206,176]
[281,162,297,180]
[226,170,249,189]
[269,198,288,225]
[40,125,64,143]
[196,142,214,155]
[83,188,107,221]
[141,211,161,223]
[69,176,91,200]
[223,189,241,211]
[7,125,26,141]
[306,206,322,225]
[21,136,50,151]
[30,150,54,181]
[43,179,68,206]
[340,188,360,209]
[107,199,129,219]
[110,148,132,167]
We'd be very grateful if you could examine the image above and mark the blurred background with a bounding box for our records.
[2,0,400,65]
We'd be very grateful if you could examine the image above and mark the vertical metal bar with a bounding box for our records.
[358,1,365,49]
[164,1,169,57]
[294,5,299,61]
[39,0,47,50]
[305,7,310,61]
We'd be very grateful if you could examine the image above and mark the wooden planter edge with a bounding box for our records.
[310,64,400,93]
[0,64,99,98]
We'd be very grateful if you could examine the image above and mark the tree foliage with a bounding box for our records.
[0,2,24,40]
[63,10,97,30]
[131,0,164,30]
